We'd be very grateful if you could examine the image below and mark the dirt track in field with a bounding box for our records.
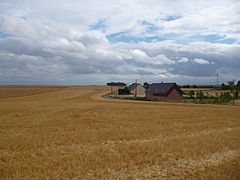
[0,86,239,179]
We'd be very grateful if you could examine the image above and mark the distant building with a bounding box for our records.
[129,83,146,96]
[146,82,183,101]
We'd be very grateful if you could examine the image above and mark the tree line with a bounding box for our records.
[107,82,126,86]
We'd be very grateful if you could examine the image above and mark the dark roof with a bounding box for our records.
[146,83,182,94]
[129,83,140,90]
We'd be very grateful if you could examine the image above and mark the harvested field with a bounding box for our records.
[0,86,240,179]
[182,88,212,91]
[0,86,66,99]
[182,88,232,96]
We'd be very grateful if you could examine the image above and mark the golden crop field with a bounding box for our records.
[182,88,232,96]
[0,86,240,179]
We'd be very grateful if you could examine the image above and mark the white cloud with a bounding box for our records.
[153,55,175,65]
[130,49,151,62]
[77,30,109,47]
[178,57,189,63]
[130,49,175,65]
[0,0,240,84]
[193,58,211,64]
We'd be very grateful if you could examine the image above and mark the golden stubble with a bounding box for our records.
[0,86,239,179]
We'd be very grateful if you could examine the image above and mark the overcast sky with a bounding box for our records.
[0,0,240,85]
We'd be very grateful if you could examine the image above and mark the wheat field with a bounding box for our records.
[0,86,239,179]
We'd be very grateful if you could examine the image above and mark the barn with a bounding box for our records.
[146,82,182,101]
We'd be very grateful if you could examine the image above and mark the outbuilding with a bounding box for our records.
[129,83,146,97]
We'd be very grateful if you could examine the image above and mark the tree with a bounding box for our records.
[107,82,126,86]
[196,92,199,98]
[237,81,240,88]
[143,82,150,89]
[223,92,232,101]
[118,87,130,95]
[183,85,190,88]
[234,90,239,99]
[228,81,234,86]
[188,91,195,99]
[236,81,240,100]
[198,91,204,100]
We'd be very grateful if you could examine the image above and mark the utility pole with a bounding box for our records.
[217,73,219,86]
[134,79,137,99]
[111,83,113,95]
[232,79,235,106]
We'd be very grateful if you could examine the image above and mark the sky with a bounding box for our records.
[0,0,240,85]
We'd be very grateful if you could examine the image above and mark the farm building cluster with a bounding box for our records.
[115,82,183,101]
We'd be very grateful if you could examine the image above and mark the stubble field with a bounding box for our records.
[0,86,240,179]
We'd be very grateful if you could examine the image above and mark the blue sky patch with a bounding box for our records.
[107,32,180,43]
[165,16,182,21]
[107,33,166,43]
[90,19,107,31]
[140,20,160,32]
[191,34,237,44]
[107,32,237,44]
[218,38,237,44]
[174,34,237,44]
[0,33,15,38]
[199,34,224,43]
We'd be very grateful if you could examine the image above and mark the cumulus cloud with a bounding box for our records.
[77,30,109,47]
[130,49,175,66]
[193,58,211,64]
[130,49,151,62]
[153,55,175,65]
[178,57,189,63]
[0,0,240,85]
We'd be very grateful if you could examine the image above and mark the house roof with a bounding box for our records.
[129,83,140,90]
[146,83,182,94]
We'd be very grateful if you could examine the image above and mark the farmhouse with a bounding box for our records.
[129,83,146,96]
[146,82,182,101]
